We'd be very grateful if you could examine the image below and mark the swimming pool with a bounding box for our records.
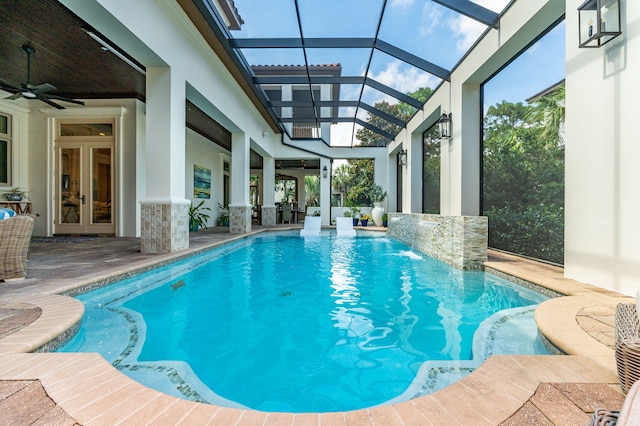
[57,231,548,412]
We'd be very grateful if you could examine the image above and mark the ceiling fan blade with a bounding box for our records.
[28,82,57,94]
[36,94,65,110]
[0,80,21,96]
[0,77,20,90]
[44,93,85,106]
[5,93,23,100]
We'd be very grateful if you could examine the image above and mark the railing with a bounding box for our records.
[292,123,321,139]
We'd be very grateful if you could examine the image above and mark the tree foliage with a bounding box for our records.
[344,159,375,206]
[337,88,435,207]
[304,175,320,207]
[275,177,296,203]
[483,85,565,264]
[423,127,441,214]
[332,164,350,200]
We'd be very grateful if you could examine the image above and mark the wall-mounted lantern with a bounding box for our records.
[397,150,407,167]
[437,112,452,139]
[578,0,621,48]
[322,165,328,178]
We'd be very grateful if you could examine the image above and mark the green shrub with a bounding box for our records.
[486,203,564,264]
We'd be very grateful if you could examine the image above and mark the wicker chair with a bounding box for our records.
[590,305,640,425]
[0,215,35,280]
[616,303,640,394]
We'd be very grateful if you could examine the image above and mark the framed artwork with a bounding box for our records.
[193,165,211,199]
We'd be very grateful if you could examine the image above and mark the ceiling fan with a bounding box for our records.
[0,45,85,109]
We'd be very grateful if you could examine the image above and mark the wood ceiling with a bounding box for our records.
[0,0,145,101]
[0,0,231,151]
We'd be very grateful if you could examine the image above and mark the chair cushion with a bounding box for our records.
[0,208,16,220]
[618,380,640,425]
[0,215,34,280]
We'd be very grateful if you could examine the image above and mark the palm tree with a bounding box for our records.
[527,83,565,146]
[332,164,350,205]
[305,175,320,207]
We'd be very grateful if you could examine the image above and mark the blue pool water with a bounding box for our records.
[57,231,548,412]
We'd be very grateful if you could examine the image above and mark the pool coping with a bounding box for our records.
[0,230,629,424]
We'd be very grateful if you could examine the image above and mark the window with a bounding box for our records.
[0,113,10,185]
[423,125,441,214]
[481,21,565,264]
[223,161,230,207]
[60,123,113,137]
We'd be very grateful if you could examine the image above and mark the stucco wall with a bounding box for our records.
[185,129,229,228]
[10,99,140,237]
[564,0,640,295]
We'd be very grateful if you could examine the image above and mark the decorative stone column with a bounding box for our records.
[262,157,276,227]
[140,200,189,253]
[230,133,251,233]
[261,205,276,226]
[230,204,251,234]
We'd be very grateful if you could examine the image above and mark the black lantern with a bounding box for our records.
[578,0,621,48]
[437,113,451,139]
[322,165,328,178]
[397,150,407,167]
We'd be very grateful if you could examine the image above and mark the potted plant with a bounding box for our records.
[189,200,211,232]
[347,205,361,226]
[216,202,229,226]
[369,184,387,226]
[369,184,387,205]
[382,213,388,227]
[360,213,370,227]
[5,188,26,202]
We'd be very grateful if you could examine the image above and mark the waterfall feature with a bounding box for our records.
[412,220,439,251]
[387,213,488,270]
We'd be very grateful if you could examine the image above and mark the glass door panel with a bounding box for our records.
[91,147,112,224]
[55,143,114,234]
[60,148,82,225]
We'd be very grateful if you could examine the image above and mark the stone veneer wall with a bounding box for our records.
[229,204,251,234]
[140,200,190,253]
[261,206,276,227]
[387,213,488,269]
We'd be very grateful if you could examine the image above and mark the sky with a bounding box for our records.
[483,21,566,109]
[231,0,565,145]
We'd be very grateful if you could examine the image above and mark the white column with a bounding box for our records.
[140,67,189,253]
[145,68,186,199]
[229,132,251,233]
[298,172,307,210]
[459,84,481,216]
[405,132,422,213]
[320,158,331,226]
[388,151,398,213]
[261,156,276,226]
[442,83,481,216]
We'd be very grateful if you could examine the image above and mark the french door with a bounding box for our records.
[55,141,114,234]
